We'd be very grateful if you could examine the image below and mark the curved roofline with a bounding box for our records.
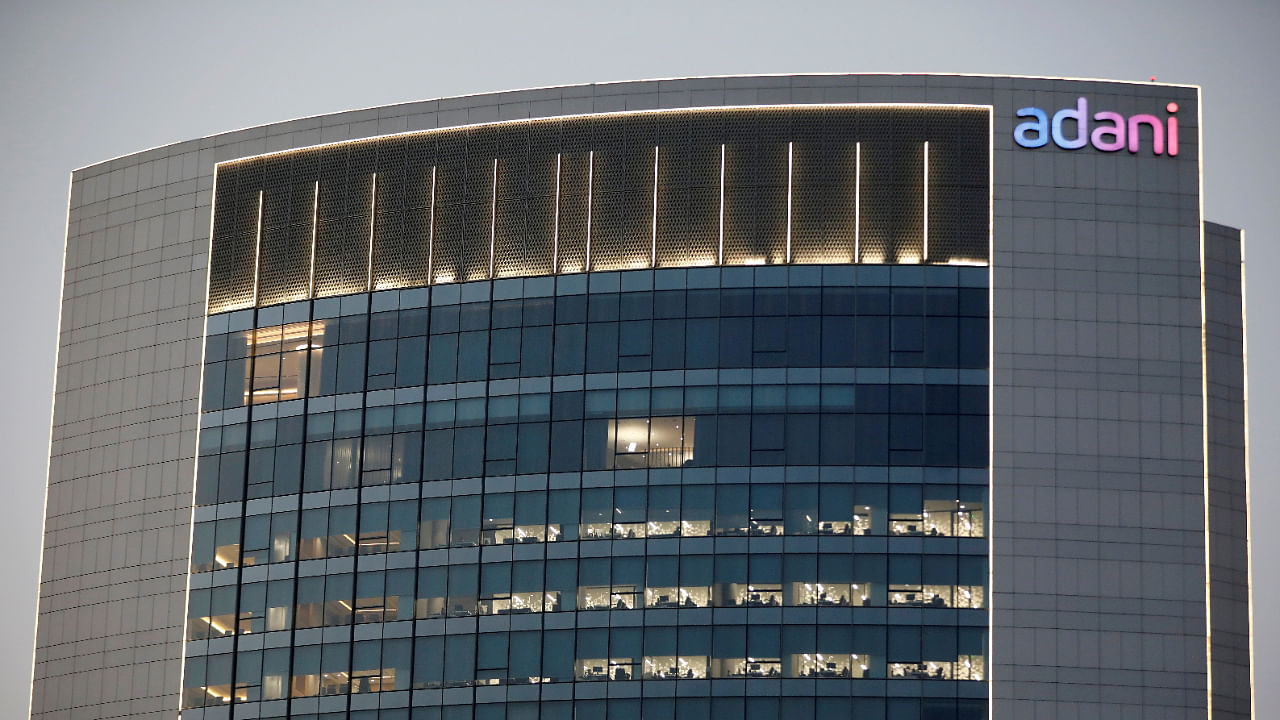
[75,72,1197,172]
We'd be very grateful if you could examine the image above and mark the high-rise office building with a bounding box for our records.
[31,75,1252,720]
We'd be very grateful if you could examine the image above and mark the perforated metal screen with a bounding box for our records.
[208,106,990,313]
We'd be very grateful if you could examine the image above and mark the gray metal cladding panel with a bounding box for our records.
[206,106,992,314]
[989,80,1209,720]
[1203,223,1251,720]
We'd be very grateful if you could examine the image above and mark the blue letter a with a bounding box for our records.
[1014,108,1049,148]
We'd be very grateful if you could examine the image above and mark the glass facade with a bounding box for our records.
[185,264,989,719]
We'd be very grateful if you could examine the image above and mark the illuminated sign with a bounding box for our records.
[1014,97,1178,156]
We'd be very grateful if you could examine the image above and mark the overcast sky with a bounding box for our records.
[3,0,1276,712]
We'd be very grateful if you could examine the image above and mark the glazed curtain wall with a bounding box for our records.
[184,265,989,720]
[207,106,990,315]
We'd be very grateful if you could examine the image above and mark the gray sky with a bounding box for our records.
[3,0,1275,711]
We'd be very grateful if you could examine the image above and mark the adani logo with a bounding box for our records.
[1014,97,1179,156]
